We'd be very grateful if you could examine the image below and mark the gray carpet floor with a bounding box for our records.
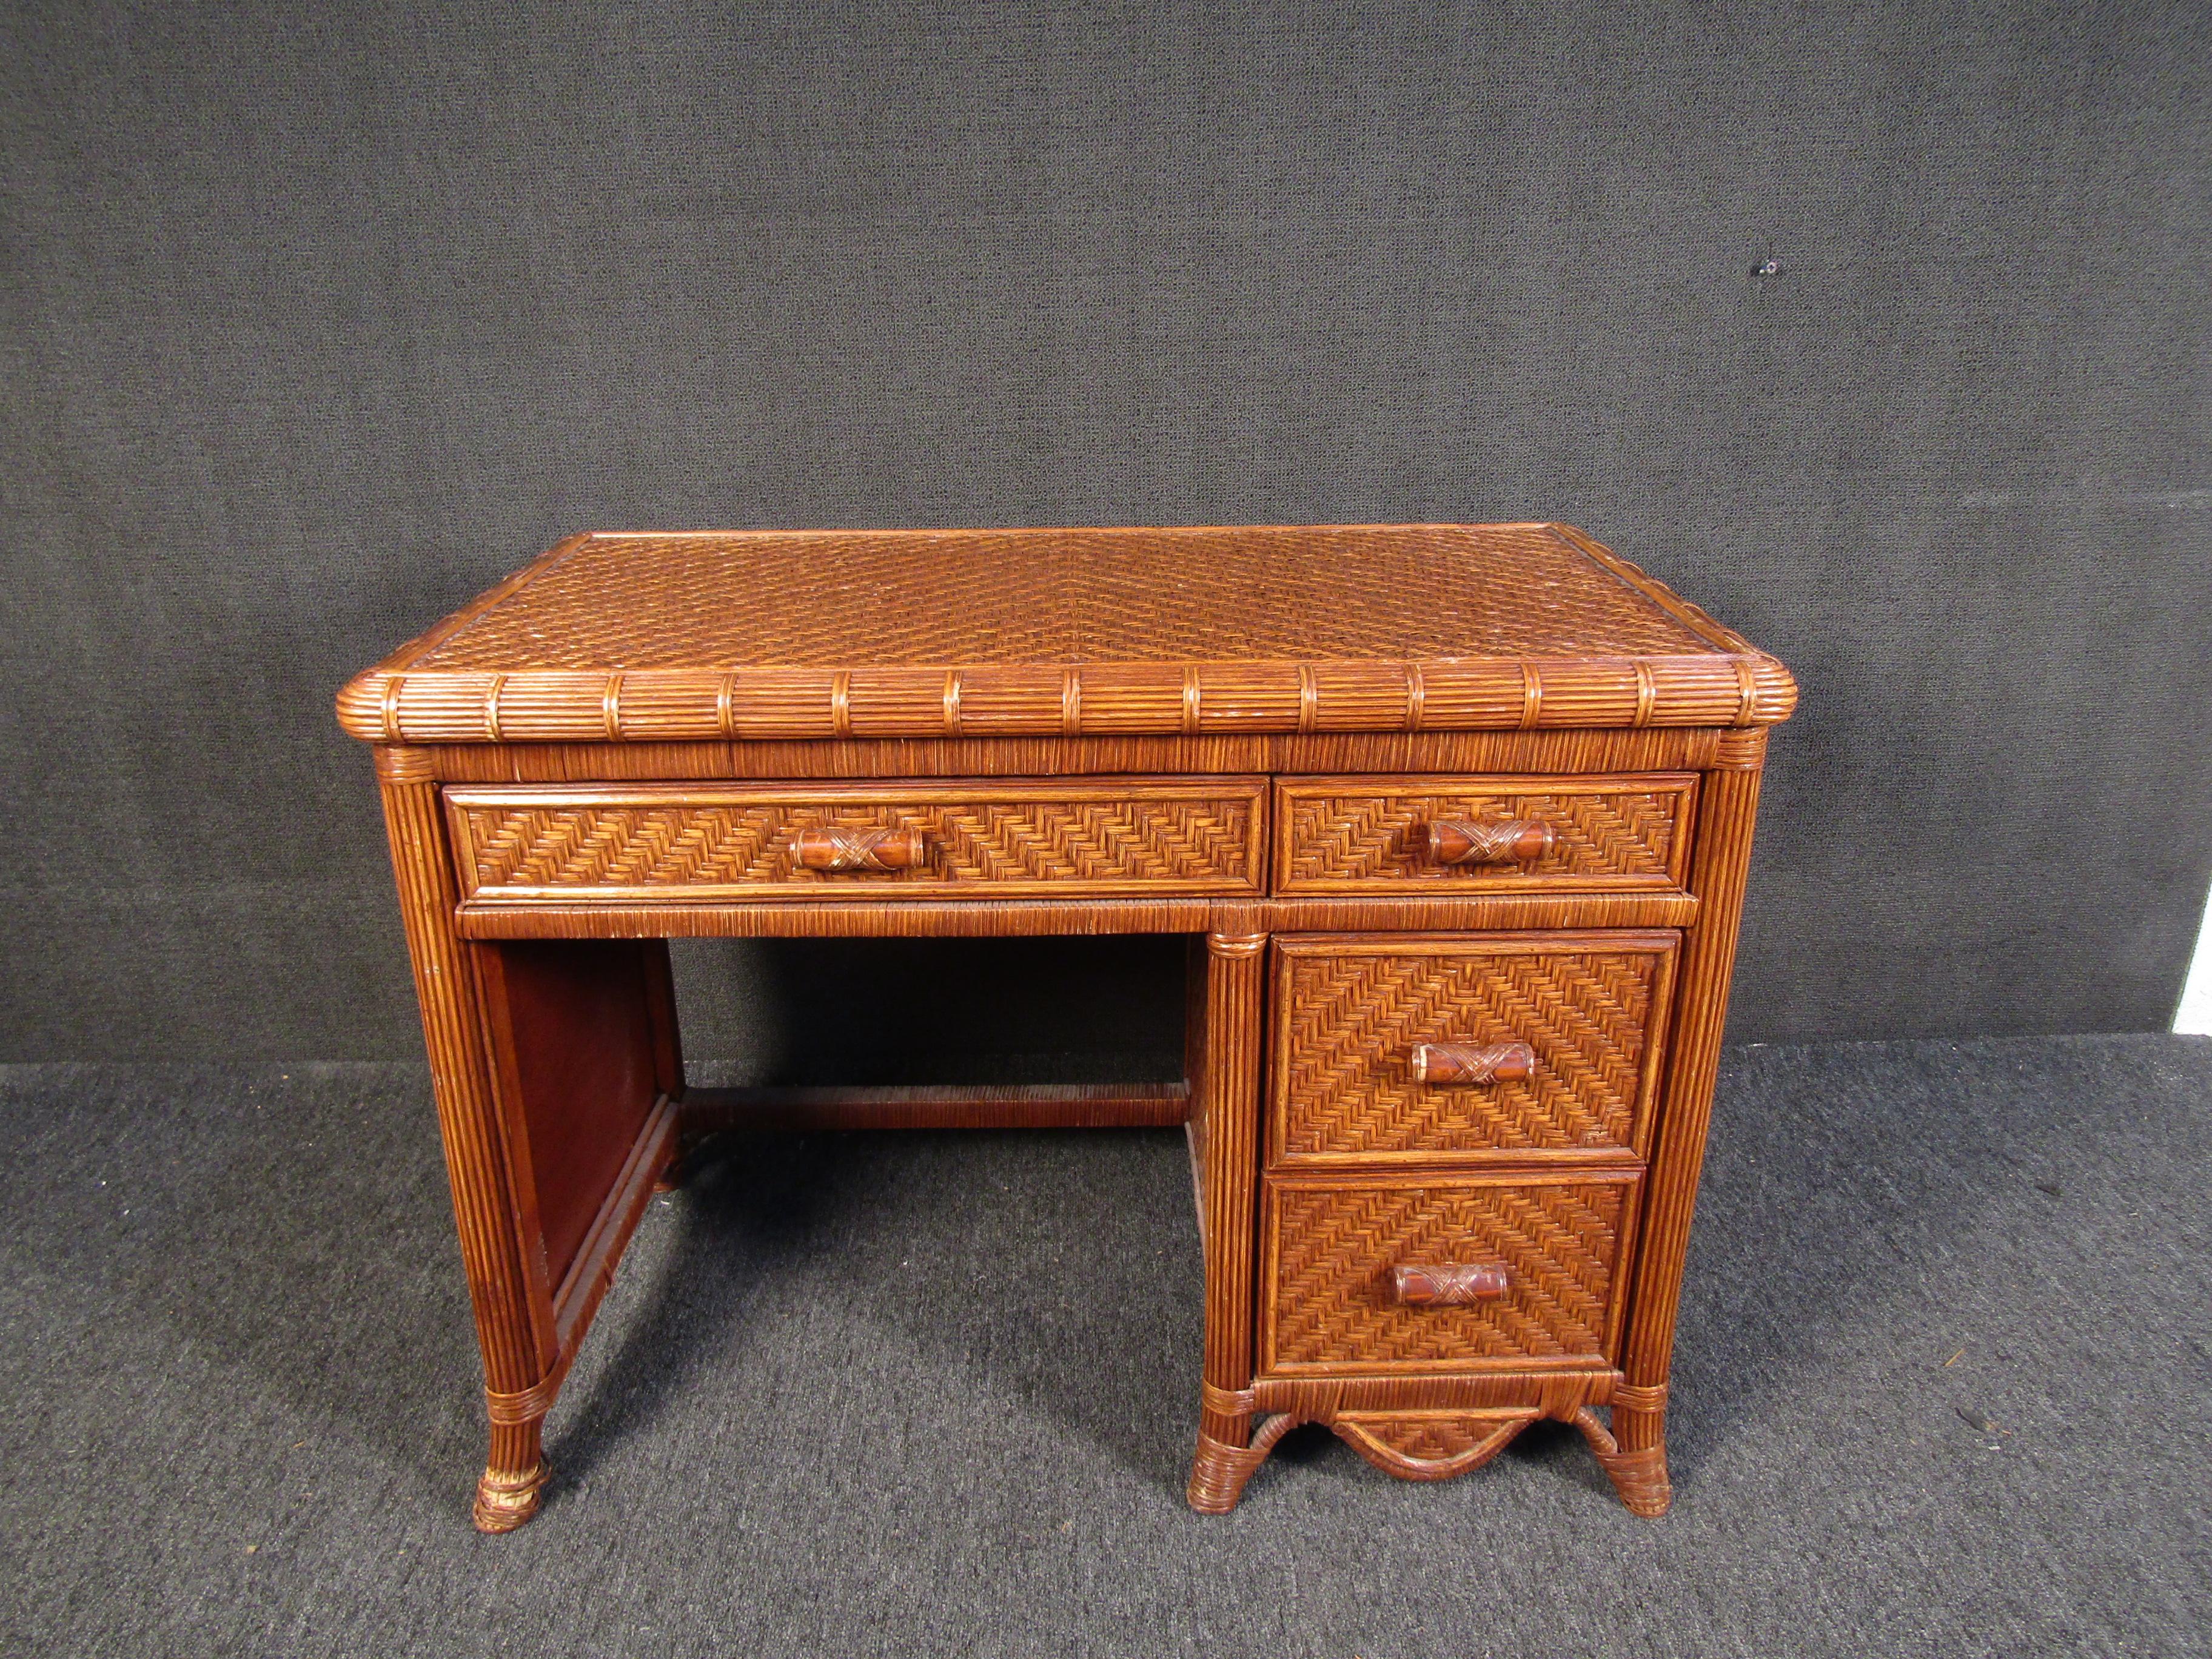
[2,1035,2208,1658]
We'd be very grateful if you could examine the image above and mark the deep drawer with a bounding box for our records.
[1261,1170,1640,1375]
[444,777,1268,904]
[1273,773,1696,896]
[1269,933,1678,1165]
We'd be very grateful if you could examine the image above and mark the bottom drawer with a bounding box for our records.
[1261,1170,1640,1375]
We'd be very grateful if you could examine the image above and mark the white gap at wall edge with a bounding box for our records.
[2177,882,2212,1036]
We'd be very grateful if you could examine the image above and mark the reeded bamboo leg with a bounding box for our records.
[1603,743,1766,1522]
[1185,932,1269,1513]
[376,749,561,1535]
[474,1418,551,1532]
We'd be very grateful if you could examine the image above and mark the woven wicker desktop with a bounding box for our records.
[338,523,1795,1531]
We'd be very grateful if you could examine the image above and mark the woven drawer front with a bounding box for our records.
[1272,934,1677,1164]
[1275,773,1695,894]
[1262,1173,1637,1375]
[445,778,1267,903]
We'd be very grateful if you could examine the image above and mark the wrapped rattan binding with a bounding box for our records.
[343,653,1796,744]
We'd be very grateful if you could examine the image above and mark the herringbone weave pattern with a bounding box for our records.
[1373,1417,1485,1461]
[1340,1413,1529,1465]
[1268,1181,1627,1370]
[456,797,1258,894]
[1279,947,1664,1158]
[1282,786,1684,888]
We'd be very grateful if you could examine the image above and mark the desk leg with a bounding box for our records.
[377,754,557,1530]
[1609,752,1767,1517]
[1187,931,1267,1512]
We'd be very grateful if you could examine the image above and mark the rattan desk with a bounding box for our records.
[338,523,1794,1532]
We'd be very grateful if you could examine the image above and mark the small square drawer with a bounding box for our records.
[1269,933,1678,1165]
[1261,1170,1641,1375]
[1273,773,1697,896]
[445,777,1268,905]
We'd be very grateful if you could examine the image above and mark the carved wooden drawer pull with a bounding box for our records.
[1419,818,1554,866]
[1409,1041,1535,1085]
[792,825,927,873]
[1392,1262,1510,1305]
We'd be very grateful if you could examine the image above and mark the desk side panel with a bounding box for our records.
[478,941,665,1295]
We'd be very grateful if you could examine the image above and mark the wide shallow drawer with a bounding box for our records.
[1261,1170,1640,1376]
[445,777,1268,904]
[1273,773,1697,895]
[1270,933,1677,1165]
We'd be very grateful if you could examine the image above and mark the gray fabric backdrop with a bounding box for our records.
[4,2,2207,1066]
